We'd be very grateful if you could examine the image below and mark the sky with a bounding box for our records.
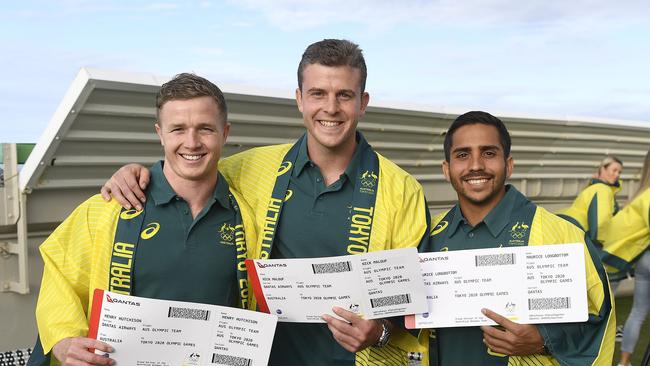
[2,0,650,143]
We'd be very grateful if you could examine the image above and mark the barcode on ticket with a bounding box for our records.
[211,353,252,366]
[312,261,352,274]
[528,297,571,310]
[370,293,411,308]
[475,253,515,267]
[168,306,210,321]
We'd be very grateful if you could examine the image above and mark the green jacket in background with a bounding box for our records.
[557,179,621,246]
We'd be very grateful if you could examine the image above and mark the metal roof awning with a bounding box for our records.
[16,67,650,222]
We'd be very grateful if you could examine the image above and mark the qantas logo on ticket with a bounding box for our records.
[255,262,287,269]
[419,256,448,262]
[105,294,140,307]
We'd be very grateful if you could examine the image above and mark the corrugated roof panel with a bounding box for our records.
[18,67,650,224]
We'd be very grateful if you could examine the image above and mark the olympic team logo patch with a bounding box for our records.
[359,170,378,195]
[218,223,235,245]
[508,222,529,245]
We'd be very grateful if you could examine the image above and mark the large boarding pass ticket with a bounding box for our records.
[406,243,588,329]
[88,289,277,366]
[246,247,428,322]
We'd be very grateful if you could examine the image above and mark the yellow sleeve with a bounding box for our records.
[527,209,615,366]
[601,188,650,270]
[368,154,430,253]
[35,196,119,353]
[389,174,430,249]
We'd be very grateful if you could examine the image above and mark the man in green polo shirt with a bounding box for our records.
[101,39,430,365]
[31,73,255,365]
[421,111,614,365]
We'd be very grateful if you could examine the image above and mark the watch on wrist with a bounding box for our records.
[374,319,391,348]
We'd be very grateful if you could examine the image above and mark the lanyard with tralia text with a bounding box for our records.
[259,132,380,259]
[108,194,249,309]
[109,207,147,296]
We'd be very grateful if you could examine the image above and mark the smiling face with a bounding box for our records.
[295,63,369,158]
[598,161,622,185]
[443,123,513,213]
[155,96,230,188]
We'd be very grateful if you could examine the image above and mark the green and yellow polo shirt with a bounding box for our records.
[268,135,378,365]
[35,161,258,356]
[272,134,370,259]
[423,186,615,366]
[131,161,239,306]
[219,132,431,366]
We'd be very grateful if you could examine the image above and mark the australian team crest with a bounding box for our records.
[508,221,529,245]
[218,223,235,245]
[359,170,378,195]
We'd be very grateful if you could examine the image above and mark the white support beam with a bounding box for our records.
[0,144,29,294]
[1,144,19,226]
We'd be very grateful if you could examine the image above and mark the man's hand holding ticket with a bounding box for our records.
[89,289,277,366]
[406,243,588,329]
[246,247,428,322]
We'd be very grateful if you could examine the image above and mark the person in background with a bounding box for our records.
[601,150,650,366]
[557,156,625,342]
[557,155,623,247]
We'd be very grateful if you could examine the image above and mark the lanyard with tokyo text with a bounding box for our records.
[108,193,250,309]
[259,132,380,259]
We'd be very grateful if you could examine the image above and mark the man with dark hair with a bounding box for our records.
[32,73,257,365]
[297,38,368,93]
[422,111,614,365]
[101,39,430,365]
[442,111,511,162]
